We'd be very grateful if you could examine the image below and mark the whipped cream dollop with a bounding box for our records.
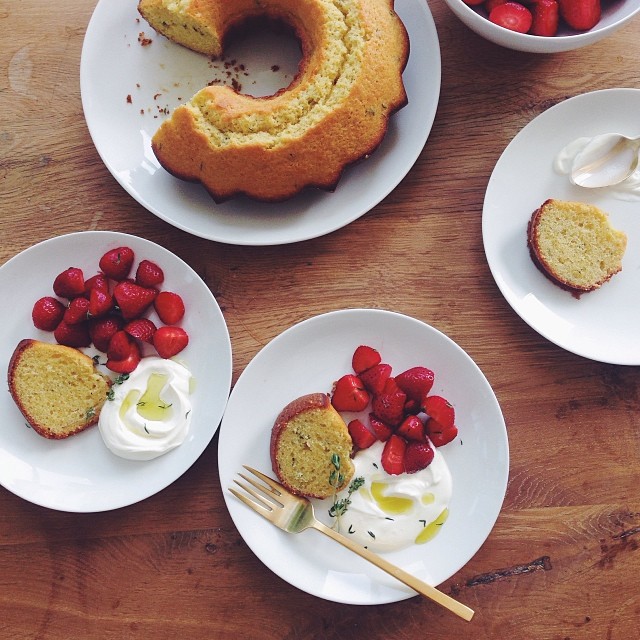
[99,357,192,461]
[555,135,640,201]
[332,440,453,553]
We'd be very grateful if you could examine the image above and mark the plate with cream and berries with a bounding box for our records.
[219,309,508,605]
[0,231,232,512]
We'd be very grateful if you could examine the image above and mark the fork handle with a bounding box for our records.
[311,520,474,621]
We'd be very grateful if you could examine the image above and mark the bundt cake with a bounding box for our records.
[137,0,410,202]
[527,199,627,294]
[7,339,111,439]
[270,393,355,499]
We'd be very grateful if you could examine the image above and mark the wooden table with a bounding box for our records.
[1,1,640,638]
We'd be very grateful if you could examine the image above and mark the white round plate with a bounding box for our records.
[80,0,441,246]
[0,231,232,512]
[483,88,640,365]
[219,309,508,605]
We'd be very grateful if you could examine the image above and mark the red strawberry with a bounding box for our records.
[404,398,421,415]
[372,387,406,426]
[395,366,435,403]
[331,374,370,412]
[135,259,164,287]
[32,296,65,331]
[396,415,426,442]
[381,435,406,475]
[485,0,507,11]
[423,395,455,430]
[531,0,559,35]
[153,326,189,359]
[84,273,110,294]
[53,267,85,299]
[381,376,401,394]
[106,331,141,373]
[124,318,157,344]
[89,315,123,352]
[489,2,533,33]
[99,246,135,281]
[360,363,392,396]
[347,419,376,451]
[368,413,393,442]
[63,296,90,324]
[154,291,185,325]
[88,288,113,318]
[53,319,91,348]
[113,281,157,319]
[404,441,435,474]
[426,419,459,447]
[351,345,381,374]
[558,0,599,29]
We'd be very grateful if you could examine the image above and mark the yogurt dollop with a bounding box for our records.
[99,357,192,460]
[555,135,640,201]
[332,441,453,553]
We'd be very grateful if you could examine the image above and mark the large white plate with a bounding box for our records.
[80,0,440,246]
[219,309,508,605]
[0,231,232,512]
[483,88,640,365]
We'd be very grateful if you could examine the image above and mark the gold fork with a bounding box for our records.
[230,466,474,621]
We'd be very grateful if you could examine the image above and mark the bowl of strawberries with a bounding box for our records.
[443,0,640,52]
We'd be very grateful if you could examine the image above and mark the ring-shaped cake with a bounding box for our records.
[138,0,410,202]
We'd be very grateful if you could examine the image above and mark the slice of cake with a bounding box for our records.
[270,393,354,499]
[527,199,627,294]
[8,339,111,439]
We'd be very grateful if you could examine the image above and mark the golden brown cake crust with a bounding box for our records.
[8,339,111,440]
[270,393,355,499]
[138,0,410,202]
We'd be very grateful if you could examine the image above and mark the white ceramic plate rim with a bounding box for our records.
[483,88,640,365]
[79,0,441,246]
[0,231,232,512]
[218,309,508,604]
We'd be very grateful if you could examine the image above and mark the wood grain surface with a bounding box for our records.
[1,1,640,638]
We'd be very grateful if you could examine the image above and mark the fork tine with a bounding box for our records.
[228,487,274,517]
[238,471,284,507]
[243,466,285,496]
[232,478,279,511]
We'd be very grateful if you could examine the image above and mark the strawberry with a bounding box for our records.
[135,259,164,287]
[404,398,421,415]
[347,419,376,451]
[423,395,455,430]
[485,0,507,11]
[53,267,85,299]
[32,296,65,331]
[381,435,406,475]
[426,419,459,447]
[154,291,185,325]
[99,246,134,281]
[531,0,559,35]
[113,281,157,319]
[404,441,435,474]
[359,363,392,396]
[124,318,157,344]
[351,345,381,374]
[84,273,110,294]
[331,374,370,412]
[89,315,123,352]
[371,387,406,426]
[53,319,91,348]
[88,288,113,318]
[395,366,435,403]
[106,331,141,373]
[558,0,599,30]
[63,296,90,324]
[153,326,189,358]
[489,2,533,32]
[368,413,394,442]
[396,415,426,442]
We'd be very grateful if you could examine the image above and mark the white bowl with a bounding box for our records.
[442,0,640,52]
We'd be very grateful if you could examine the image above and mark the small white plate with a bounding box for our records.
[483,88,640,365]
[0,231,232,512]
[218,309,508,605]
[80,0,441,246]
